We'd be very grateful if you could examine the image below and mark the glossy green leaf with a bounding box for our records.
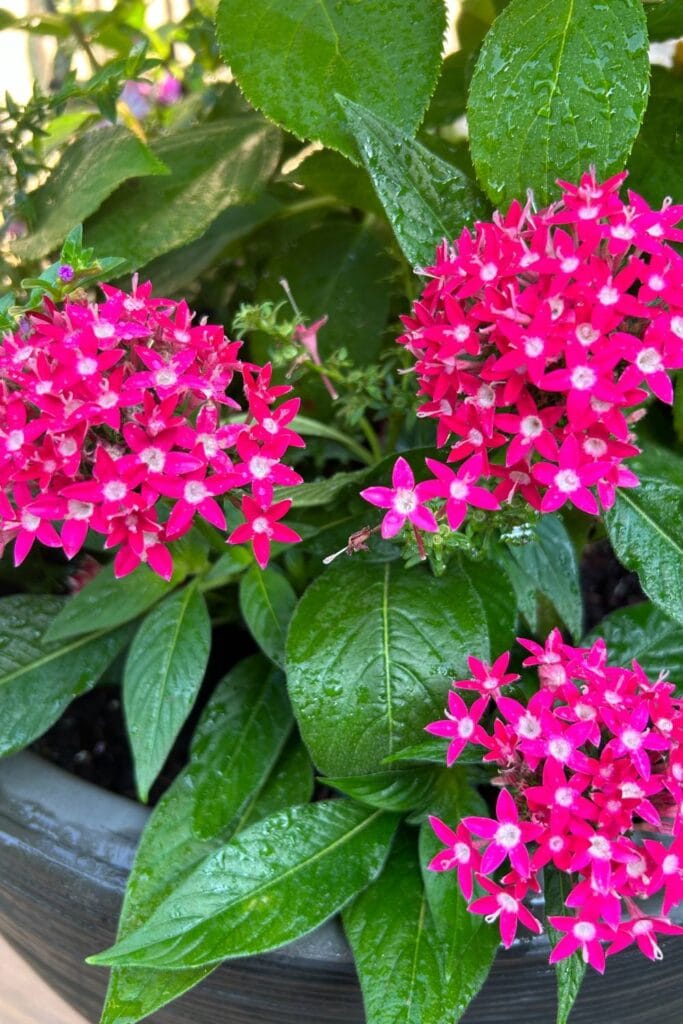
[585,602,683,682]
[90,800,399,969]
[384,737,488,767]
[100,721,312,1024]
[138,194,281,296]
[629,66,683,208]
[467,0,650,206]
[189,656,293,839]
[0,595,130,757]
[344,828,459,1024]
[15,127,168,260]
[124,585,211,802]
[216,0,446,159]
[423,50,470,128]
[286,148,384,215]
[259,220,394,365]
[45,563,176,642]
[545,868,586,1024]
[339,97,489,268]
[417,768,498,1017]
[286,558,515,776]
[238,565,297,667]
[85,118,281,271]
[604,449,683,624]
[503,516,582,639]
[646,0,683,40]
[325,767,435,812]
[276,468,366,510]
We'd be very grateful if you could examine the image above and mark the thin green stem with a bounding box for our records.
[359,416,382,463]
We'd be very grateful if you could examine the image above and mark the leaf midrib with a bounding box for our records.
[0,626,116,687]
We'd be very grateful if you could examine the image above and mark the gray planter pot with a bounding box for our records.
[1,751,682,1023]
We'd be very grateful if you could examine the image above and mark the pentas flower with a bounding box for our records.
[0,281,304,577]
[385,169,683,539]
[360,456,437,539]
[425,633,683,969]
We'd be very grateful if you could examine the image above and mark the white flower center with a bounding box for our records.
[583,437,608,457]
[21,511,40,531]
[103,481,127,501]
[198,434,218,457]
[58,438,78,457]
[77,357,98,376]
[620,782,643,800]
[458,718,475,739]
[495,822,521,849]
[518,713,541,739]
[589,835,611,860]
[570,365,597,390]
[394,488,417,515]
[598,285,619,306]
[476,384,496,409]
[67,500,94,521]
[524,336,544,358]
[520,415,543,439]
[671,316,683,339]
[468,429,484,447]
[548,737,572,762]
[663,854,679,875]
[98,391,118,409]
[621,727,643,751]
[94,322,116,339]
[574,921,597,942]
[184,481,208,504]
[449,479,469,501]
[454,842,471,864]
[633,920,653,936]
[648,275,665,292]
[6,430,24,452]
[252,516,271,535]
[262,417,278,435]
[555,787,575,808]
[555,469,580,494]
[154,368,177,388]
[497,892,518,912]
[657,717,673,734]
[140,447,166,473]
[249,456,273,480]
[611,223,635,241]
[636,347,662,374]
[549,836,565,853]
[480,262,498,282]
[561,256,579,273]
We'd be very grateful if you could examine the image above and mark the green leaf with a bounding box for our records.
[417,771,499,1020]
[124,584,211,802]
[137,194,281,296]
[238,565,297,667]
[89,800,399,969]
[503,516,582,639]
[467,0,650,207]
[216,0,446,159]
[15,127,168,260]
[277,467,366,509]
[85,118,281,271]
[200,547,252,590]
[423,50,470,128]
[325,767,435,812]
[259,219,394,366]
[44,563,176,641]
[646,0,683,40]
[344,827,462,1024]
[0,595,130,757]
[629,66,683,208]
[100,717,312,1024]
[286,148,384,215]
[384,738,488,767]
[286,558,515,776]
[604,449,683,625]
[457,0,511,53]
[545,868,586,1024]
[188,656,293,840]
[290,415,374,466]
[585,602,683,681]
[339,96,489,268]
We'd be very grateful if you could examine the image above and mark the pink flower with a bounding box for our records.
[463,788,542,877]
[228,496,301,569]
[420,454,500,530]
[453,651,520,701]
[468,875,542,948]
[548,915,615,973]
[360,456,438,539]
[427,817,480,900]
[425,691,488,766]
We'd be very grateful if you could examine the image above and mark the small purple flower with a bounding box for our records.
[58,264,75,283]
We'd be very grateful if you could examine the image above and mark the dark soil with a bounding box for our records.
[32,539,644,804]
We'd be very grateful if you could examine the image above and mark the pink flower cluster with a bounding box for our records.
[397,170,683,519]
[0,281,304,578]
[427,631,683,971]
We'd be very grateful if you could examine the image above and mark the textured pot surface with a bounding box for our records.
[1,751,682,1024]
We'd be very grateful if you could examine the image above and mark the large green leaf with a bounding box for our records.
[238,565,298,667]
[325,767,436,813]
[0,595,130,757]
[138,194,281,296]
[545,868,586,1024]
[286,558,515,776]
[45,563,176,641]
[604,450,683,625]
[124,584,211,802]
[85,118,281,271]
[646,0,683,40]
[216,0,446,159]
[100,699,312,1024]
[502,515,582,640]
[467,0,650,207]
[286,148,384,215]
[15,127,168,260]
[629,66,683,208]
[89,800,398,969]
[339,97,489,268]
[259,219,394,365]
[188,656,293,839]
[586,602,683,682]
[344,827,462,1024]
